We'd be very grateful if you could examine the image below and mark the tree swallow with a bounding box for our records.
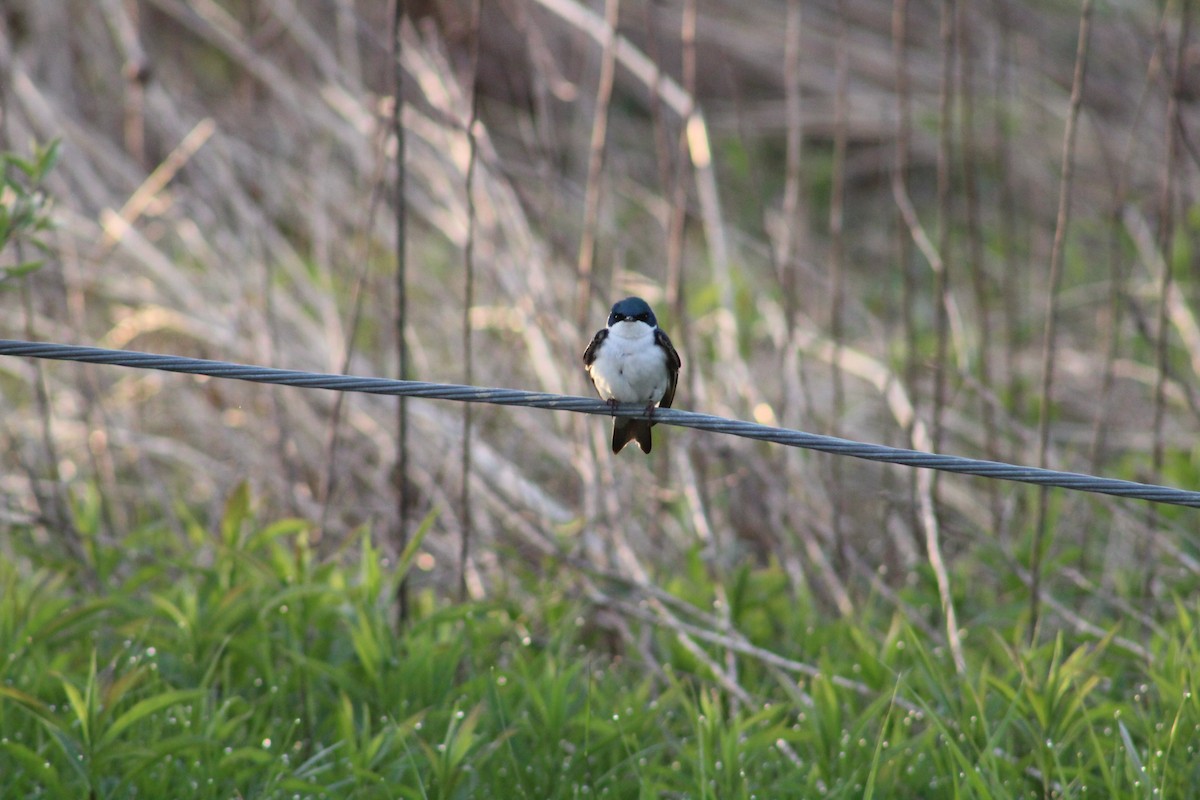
[583,296,681,453]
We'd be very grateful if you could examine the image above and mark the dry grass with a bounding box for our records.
[2,0,1199,652]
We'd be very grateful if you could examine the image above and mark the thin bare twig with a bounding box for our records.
[829,0,849,570]
[96,0,149,165]
[779,0,804,331]
[992,0,1024,456]
[1031,0,1093,643]
[956,0,999,528]
[778,0,822,609]
[892,0,922,559]
[460,0,482,602]
[1147,0,1191,592]
[932,0,955,465]
[391,0,411,623]
[891,184,970,675]
[573,0,620,328]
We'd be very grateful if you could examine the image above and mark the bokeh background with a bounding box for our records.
[3,0,1200,638]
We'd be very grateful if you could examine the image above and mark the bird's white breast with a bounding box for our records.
[588,321,670,404]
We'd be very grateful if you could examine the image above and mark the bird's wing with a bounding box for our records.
[655,328,682,409]
[583,328,607,367]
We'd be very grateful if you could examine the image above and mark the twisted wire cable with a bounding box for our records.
[3,338,1199,508]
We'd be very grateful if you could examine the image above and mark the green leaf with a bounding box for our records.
[99,688,206,747]
[249,517,311,549]
[0,739,64,792]
[394,508,439,583]
[6,153,37,178]
[44,724,89,783]
[0,685,55,722]
[220,481,252,548]
[149,594,191,631]
[59,677,91,746]
[1118,719,1146,783]
[1,260,46,284]
[35,138,62,177]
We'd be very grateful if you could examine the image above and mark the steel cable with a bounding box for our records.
[3,338,1198,508]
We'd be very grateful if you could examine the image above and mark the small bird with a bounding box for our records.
[583,296,681,453]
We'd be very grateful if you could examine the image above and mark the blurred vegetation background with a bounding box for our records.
[5,0,1198,617]
[3,0,1200,794]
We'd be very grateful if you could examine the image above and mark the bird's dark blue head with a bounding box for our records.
[608,296,657,328]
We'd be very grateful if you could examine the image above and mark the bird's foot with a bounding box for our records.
[606,398,620,416]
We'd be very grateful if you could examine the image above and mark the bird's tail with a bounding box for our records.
[612,418,652,453]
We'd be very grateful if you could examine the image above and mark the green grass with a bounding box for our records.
[3,489,1200,799]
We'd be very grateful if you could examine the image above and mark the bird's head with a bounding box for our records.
[607,296,658,329]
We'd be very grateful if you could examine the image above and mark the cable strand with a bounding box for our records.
[3,338,1199,508]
